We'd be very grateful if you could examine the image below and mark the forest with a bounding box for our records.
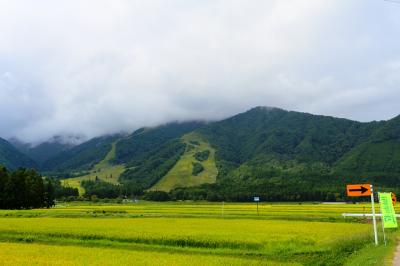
[0,167,55,209]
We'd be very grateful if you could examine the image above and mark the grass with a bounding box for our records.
[150,132,218,192]
[0,202,397,265]
[344,242,397,266]
[61,141,125,195]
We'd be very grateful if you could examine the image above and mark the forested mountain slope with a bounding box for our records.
[334,115,400,180]
[47,122,205,192]
[3,106,400,202]
[114,121,205,165]
[168,107,399,201]
[0,138,37,170]
[41,135,121,172]
[197,107,384,175]
[10,137,74,165]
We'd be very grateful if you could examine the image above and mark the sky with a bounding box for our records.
[0,0,400,144]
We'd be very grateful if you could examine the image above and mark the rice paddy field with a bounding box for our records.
[0,202,397,265]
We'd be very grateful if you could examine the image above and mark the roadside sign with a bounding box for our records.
[392,193,397,206]
[379,192,398,229]
[346,184,371,197]
[253,197,260,216]
[346,184,378,245]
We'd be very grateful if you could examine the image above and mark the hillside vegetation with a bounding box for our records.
[0,138,36,170]
[2,106,400,201]
[58,123,206,197]
[170,107,400,201]
[41,134,120,172]
[10,137,73,165]
[62,141,125,195]
[119,139,186,188]
[150,133,217,192]
[114,122,204,165]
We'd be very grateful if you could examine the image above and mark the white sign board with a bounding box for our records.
[254,197,260,202]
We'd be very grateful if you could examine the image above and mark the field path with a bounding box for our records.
[393,242,400,265]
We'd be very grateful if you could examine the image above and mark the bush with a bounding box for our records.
[194,150,210,162]
[143,191,170,201]
[192,162,204,176]
[82,180,121,199]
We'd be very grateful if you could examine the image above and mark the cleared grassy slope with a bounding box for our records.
[61,141,125,195]
[150,133,218,192]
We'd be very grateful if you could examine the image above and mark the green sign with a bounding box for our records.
[379,192,398,228]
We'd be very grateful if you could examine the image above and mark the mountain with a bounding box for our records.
[4,106,400,201]
[117,107,400,201]
[41,134,121,172]
[116,122,206,187]
[38,121,203,168]
[334,115,400,180]
[197,107,381,176]
[10,136,74,165]
[0,138,37,170]
[114,121,206,165]
[34,122,205,195]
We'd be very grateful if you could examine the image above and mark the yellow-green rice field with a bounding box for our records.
[0,202,397,265]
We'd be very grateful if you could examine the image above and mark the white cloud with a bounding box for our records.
[0,0,400,143]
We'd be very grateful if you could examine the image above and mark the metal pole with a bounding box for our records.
[370,185,378,245]
[257,202,259,216]
[221,201,224,217]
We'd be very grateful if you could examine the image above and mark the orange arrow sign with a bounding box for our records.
[347,184,371,197]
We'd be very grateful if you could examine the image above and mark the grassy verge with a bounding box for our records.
[344,229,398,266]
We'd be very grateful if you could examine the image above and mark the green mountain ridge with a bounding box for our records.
[198,107,384,175]
[114,121,206,165]
[40,134,122,172]
[1,107,400,201]
[10,138,74,165]
[0,138,37,170]
[334,115,400,179]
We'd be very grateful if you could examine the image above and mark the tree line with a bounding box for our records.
[0,167,55,209]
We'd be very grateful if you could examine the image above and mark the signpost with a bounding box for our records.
[346,184,378,245]
[254,197,260,216]
[346,184,371,197]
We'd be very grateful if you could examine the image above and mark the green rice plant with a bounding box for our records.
[0,201,394,221]
[0,202,395,265]
[0,242,299,266]
[0,217,371,256]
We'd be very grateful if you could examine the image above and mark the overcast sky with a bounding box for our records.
[1,0,400,144]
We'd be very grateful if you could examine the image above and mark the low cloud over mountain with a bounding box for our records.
[1,0,400,144]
